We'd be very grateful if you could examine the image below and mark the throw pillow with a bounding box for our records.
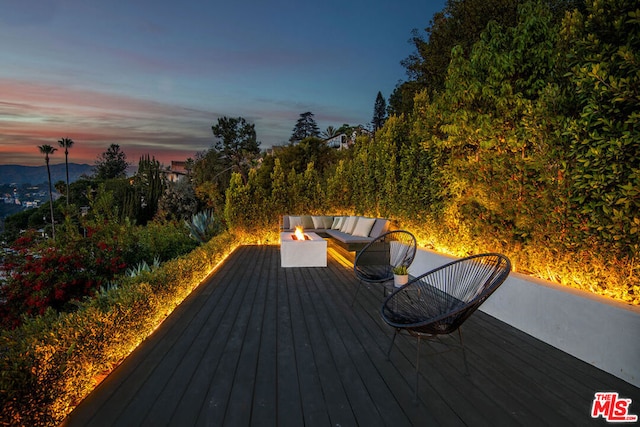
[289,216,302,229]
[331,216,343,229]
[311,216,324,229]
[301,215,314,229]
[341,216,359,234]
[352,217,376,237]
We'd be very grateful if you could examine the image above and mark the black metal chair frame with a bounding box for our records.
[351,230,417,306]
[380,253,511,400]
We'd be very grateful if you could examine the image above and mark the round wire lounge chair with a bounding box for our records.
[380,253,511,399]
[351,230,417,306]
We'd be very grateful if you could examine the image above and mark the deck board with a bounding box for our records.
[63,244,640,426]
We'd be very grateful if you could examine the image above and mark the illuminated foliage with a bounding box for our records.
[219,0,638,305]
[0,232,242,426]
[562,0,640,256]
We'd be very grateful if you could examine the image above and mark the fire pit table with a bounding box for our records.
[280,231,327,267]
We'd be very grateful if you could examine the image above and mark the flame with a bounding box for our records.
[294,225,305,241]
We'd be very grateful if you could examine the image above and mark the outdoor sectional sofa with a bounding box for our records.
[280,214,390,256]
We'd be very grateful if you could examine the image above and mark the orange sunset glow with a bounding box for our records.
[0,1,443,167]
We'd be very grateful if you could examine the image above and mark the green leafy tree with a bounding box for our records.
[325,159,352,211]
[38,144,57,239]
[563,0,640,255]
[93,144,129,180]
[300,162,324,212]
[192,148,231,214]
[290,112,320,143]
[269,158,289,214]
[388,81,422,117]
[224,171,268,231]
[157,179,199,221]
[57,137,74,206]
[211,116,261,184]
[403,0,519,90]
[389,0,578,116]
[279,137,337,175]
[430,1,566,246]
[372,91,387,131]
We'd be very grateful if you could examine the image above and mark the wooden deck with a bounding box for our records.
[64,245,639,426]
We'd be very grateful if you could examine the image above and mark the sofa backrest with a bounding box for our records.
[282,215,389,238]
[369,218,389,238]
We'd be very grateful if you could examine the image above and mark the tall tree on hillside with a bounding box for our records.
[389,0,520,116]
[212,116,261,184]
[192,148,230,213]
[38,144,57,239]
[94,144,129,180]
[389,0,582,116]
[125,155,166,224]
[57,137,74,206]
[290,112,320,143]
[372,92,387,131]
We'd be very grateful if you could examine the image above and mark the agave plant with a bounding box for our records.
[185,209,220,244]
[98,281,119,296]
[126,256,161,277]
[126,260,150,277]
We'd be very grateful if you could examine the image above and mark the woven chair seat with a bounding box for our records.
[351,230,417,305]
[381,253,511,399]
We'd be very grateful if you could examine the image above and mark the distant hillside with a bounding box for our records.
[0,163,94,186]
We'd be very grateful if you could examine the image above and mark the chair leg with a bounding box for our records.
[414,334,421,402]
[458,328,469,376]
[386,329,399,360]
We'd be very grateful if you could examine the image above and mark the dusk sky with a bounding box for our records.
[1,0,446,167]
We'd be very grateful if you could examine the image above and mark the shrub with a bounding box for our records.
[0,231,246,426]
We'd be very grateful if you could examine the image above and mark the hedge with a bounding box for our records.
[0,231,249,426]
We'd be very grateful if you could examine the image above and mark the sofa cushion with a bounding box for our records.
[322,216,334,229]
[301,215,314,229]
[352,217,376,237]
[325,229,374,244]
[331,216,344,229]
[369,218,390,238]
[289,216,302,229]
[330,216,342,230]
[341,216,359,234]
[338,216,350,232]
[311,216,325,229]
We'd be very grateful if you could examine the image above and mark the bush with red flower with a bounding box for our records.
[0,224,129,329]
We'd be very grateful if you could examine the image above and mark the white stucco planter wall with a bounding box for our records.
[409,248,640,388]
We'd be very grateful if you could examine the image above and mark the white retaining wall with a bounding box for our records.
[409,248,640,388]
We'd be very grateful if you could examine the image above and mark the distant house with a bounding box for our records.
[164,160,188,182]
[265,145,286,156]
[323,133,348,149]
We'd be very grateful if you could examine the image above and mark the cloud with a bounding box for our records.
[0,78,220,165]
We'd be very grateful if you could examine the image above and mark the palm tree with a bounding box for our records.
[58,137,74,206]
[39,144,57,239]
[321,126,338,139]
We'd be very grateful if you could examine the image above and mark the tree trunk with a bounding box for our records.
[46,157,56,239]
[65,149,70,206]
